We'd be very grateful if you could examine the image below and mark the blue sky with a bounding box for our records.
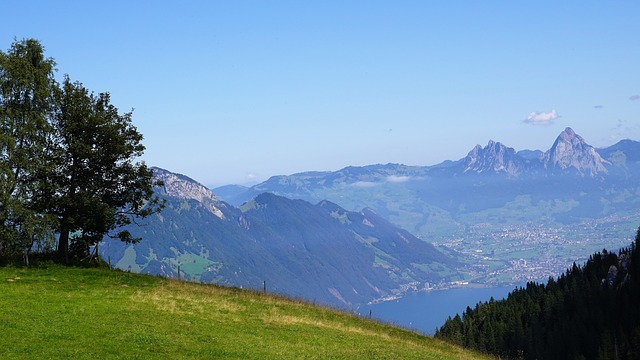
[3,1,639,186]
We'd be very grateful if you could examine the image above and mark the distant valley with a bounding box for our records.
[215,128,640,285]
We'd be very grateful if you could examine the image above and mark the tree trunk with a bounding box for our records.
[23,248,29,267]
[58,229,69,264]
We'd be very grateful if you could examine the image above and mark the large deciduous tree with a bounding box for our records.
[0,39,57,262]
[1,38,162,264]
[50,76,163,262]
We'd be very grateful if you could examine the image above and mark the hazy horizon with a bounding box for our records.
[207,126,635,188]
[4,1,639,186]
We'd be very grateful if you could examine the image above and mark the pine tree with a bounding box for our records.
[436,228,640,360]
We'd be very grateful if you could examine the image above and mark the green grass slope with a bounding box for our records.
[0,265,489,359]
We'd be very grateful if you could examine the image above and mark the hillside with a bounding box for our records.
[0,265,489,359]
[100,168,462,308]
[436,229,640,359]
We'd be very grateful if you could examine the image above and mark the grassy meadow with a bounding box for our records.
[0,264,491,359]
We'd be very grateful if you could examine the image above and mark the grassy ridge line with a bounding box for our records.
[0,265,490,359]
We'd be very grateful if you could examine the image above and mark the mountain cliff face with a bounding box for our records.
[456,128,610,177]
[462,140,525,176]
[154,167,226,219]
[101,169,461,307]
[543,127,610,175]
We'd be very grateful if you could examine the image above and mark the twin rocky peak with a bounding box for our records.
[155,127,619,211]
[463,127,609,177]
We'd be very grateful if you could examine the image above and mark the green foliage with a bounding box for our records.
[0,39,58,263]
[48,76,163,261]
[0,38,162,264]
[436,228,640,360]
[0,265,489,359]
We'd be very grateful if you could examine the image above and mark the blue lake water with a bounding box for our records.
[359,285,518,335]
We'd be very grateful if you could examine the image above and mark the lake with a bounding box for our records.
[359,285,518,335]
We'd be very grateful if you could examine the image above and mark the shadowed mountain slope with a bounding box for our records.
[101,169,461,307]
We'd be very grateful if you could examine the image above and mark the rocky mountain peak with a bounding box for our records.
[558,127,577,140]
[463,140,523,176]
[152,167,225,219]
[543,127,609,175]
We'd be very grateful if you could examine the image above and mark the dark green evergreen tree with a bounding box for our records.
[436,228,640,360]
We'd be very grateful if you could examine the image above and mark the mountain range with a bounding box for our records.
[213,127,640,284]
[101,168,461,307]
[216,127,640,228]
[102,127,640,307]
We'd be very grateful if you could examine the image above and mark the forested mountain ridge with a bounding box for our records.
[101,168,462,307]
[435,229,640,360]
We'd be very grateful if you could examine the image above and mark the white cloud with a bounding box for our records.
[386,175,411,183]
[351,181,379,188]
[523,109,559,126]
[351,176,419,187]
[243,172,262,185]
